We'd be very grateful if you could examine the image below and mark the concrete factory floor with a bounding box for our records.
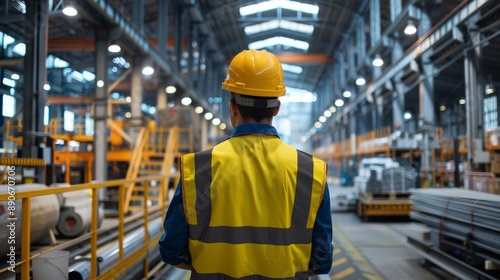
[163,185,454,280]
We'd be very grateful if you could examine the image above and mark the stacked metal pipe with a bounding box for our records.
[410,189,500,265]
[68,218,163,280]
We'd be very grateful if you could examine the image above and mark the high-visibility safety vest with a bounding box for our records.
[181,135,327,279]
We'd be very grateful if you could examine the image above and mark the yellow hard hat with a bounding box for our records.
[221,49,286,97]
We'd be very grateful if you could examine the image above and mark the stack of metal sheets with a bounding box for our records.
[410,188,500,265]
[382,168,417,192]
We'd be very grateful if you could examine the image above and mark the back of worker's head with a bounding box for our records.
[222,49,286,123]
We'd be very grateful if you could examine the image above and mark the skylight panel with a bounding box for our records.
[46,55,70,68]
[279,87,317,103]
[281,63,303,74]
[82,71,95,81]
[70,71,84,82]
[1,33,15,48]
[240,0,319,17]
[244,19,314,36]
[248,36,309,51]
[12,43,26,56]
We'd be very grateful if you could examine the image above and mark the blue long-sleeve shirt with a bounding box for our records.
[158,124,334,274]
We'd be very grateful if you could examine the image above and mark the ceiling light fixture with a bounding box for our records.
[319,116,327,123]
[165,85,176,94]
[204,112,213,120]
[372,55,384,67]
[439,105,446,111]
[194,106,204,114]
[181,97,192,106]
[62,4,78,16]
[485,83,495,94]
[11,74,20,80]
[334,99,344,107]
[219,123,227,130]
[355,77,366,86]
[108,44,121,53]
[323,110,332,118]
[404,20,417,35]
[329,106,337,113]
[404,112,412,120]
[44,84,51,91]
[314,122,321,129]
[212,118,221,126]
[142,66,154,75]
[459,99,466,105]
[343,90,352,98]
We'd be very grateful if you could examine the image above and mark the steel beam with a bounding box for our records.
[132,0,144,32]
[85,0,223,124]
[175,7,183,71]
[390,0,402,22]
[392,33,405,131]
[130,61,143,141]
[347,38,356,81]
[157,87,167,110]
[94,28,108,185]
[464,15,483,170]
[0,58,23,66]
[22,0,49,183]
[417,8,435,184]
[370,0,381,48]
[188,23,194,85]
[340,0,491,124]
[357,17,366,67]
[158,0,168,54]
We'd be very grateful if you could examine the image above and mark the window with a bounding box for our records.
[484,96,498,130]
[85,116,94,136]
[44,106,49,126]
[64,110,75,132]
[2,95,15,117]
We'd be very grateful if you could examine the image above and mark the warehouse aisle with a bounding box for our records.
[329,211,453,280]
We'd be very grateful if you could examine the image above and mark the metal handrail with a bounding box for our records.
[0,175,168,279]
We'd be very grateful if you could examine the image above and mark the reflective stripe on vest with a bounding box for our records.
[181,136,326,279]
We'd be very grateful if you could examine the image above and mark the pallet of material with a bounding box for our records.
[410,188,500,278]
[357,196,412,221]
[359,191,411,201]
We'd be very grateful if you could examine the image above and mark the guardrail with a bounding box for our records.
[0,175,169,279]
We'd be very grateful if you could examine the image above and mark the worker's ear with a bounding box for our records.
[272,100,281,116]
[230,98,238,117]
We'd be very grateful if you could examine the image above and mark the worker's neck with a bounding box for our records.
[237,118,273,126]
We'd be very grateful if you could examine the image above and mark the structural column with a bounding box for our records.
[22,0,48,183]
[130,60,143,140]
[94,28,108,186]
[418,7,436,185]
[464,15,483,170]
[158,0,169,54]
[175,6,184,71]
[132,0,144,32]
[157,87,167,110]
[391,33,405,131]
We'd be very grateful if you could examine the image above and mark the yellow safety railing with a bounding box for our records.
[0,175,169,280]
[161,127,180,194]
[1,120,23,183]
[45,118,88,136]
[123,128,149,213]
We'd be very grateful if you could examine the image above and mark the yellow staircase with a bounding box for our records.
[124,125,192,213]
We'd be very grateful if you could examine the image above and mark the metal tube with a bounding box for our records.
[68,218,163,280]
